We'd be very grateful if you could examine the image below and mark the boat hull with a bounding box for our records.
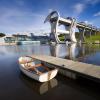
[19,59,58,82]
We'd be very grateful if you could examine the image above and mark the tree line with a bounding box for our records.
[0,33,6,37]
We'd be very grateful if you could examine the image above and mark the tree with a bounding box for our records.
[0,33,6,37]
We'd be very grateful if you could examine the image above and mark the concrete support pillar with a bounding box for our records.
[94,31,97,36]
[64,18,77,43]
[78,28,86,42]
[50,21,61,43]
[89,28,92,37]
[69,18,77,42]
[64,25,71,41]
[50,18,77,43]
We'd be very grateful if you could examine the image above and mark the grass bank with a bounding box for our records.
[57,32,100,43]
[85,34,100,43]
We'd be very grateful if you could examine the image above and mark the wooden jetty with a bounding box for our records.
[30,55,100,82]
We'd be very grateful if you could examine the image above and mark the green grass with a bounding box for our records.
[57,32,100,43]
[58,36,65,41]
[85,34,100,43]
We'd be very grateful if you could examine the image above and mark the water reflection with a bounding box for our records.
[19,73,58,95]
[0,45,51,56]
[0,44,100,64]
[50,43,80,60]
[0,44,100,100]
[50,43,100,62]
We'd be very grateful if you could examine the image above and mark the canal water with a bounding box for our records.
[0,43,100,100]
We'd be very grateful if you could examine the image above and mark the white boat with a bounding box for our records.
[18,56,58,82]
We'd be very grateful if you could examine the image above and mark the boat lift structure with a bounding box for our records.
[44,11,100,43]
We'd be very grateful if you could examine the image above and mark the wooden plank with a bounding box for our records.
[30,55,100,80]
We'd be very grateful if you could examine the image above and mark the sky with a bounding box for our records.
[0,0,100,35]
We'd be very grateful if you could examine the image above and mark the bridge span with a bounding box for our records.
[44,11,100,43]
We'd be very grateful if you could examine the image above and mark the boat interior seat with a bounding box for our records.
[19,57,50,74]
[25,62,50,73]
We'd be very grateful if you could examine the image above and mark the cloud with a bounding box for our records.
[85,0,100,5]
[73,3,85,17]
[0,7,48,34]
[48,9,53,13]
[74,3,85,14]
[84,20,93,24]
[94,12,100,16]
[0,7,45,19]
[73,0,100,16]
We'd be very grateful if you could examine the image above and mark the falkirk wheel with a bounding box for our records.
[44,11,99,44]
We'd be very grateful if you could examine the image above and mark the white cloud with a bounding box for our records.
[84,20,93,24]
[90,17,100,27]
[84,20,89,24]
[73,3,85,16]
[0,7,48,34]
[85,0,100,5]
[94,12,100,17]
[48,9,53,13]
[73,0,100,17]
[0,8,45,19]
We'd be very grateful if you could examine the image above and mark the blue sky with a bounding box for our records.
[0,0,100,34]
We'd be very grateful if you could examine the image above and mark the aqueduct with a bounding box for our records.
[44,11,100,43]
